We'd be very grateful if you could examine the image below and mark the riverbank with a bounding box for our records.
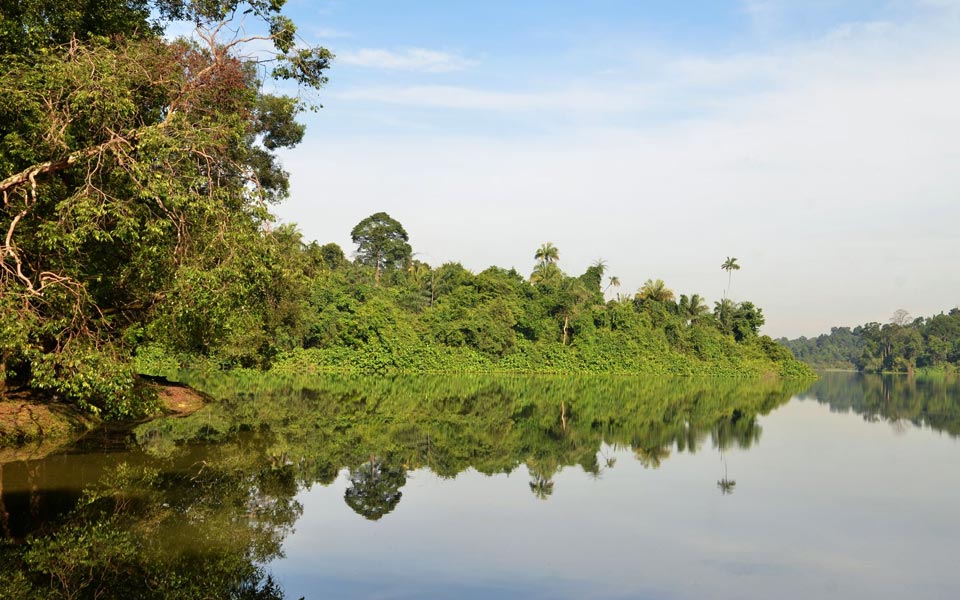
[0,382,208,455]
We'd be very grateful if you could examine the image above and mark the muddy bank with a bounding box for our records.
[0,382,208,461]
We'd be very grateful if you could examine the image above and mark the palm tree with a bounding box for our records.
[714,298,736,335]
[592,258,607,275]
[604,275,621,294]
[530,261,562,286]
[687,294,710,323]
[535,242,559,265]
[721,256,740,299]
[638,278,675,303]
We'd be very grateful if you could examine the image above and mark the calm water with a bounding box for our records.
[2,372,959,599]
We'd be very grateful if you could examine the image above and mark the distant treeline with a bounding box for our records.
[778,308,960,373]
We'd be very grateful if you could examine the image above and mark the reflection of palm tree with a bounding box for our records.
[529,474,555,500]
[527,463,557,500]
[717,447,736,495]
[344,456,406,521]
[634,445,671,469]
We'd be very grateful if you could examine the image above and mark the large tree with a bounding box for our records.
[0,0,332,414]
[350,212,412,282]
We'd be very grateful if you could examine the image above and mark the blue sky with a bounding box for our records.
[255,0,960,337]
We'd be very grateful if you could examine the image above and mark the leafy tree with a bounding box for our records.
[0,1,331,414]
[350,212,412,283]
[732,301,765,341]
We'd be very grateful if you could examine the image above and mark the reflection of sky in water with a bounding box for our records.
[270,399,960,600]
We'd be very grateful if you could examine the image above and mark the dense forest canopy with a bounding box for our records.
[0,1,809,420]
[0,0,330,415]
[778,308,960,373]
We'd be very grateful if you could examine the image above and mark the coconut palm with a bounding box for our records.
[721,256,740,299]
[638,278,675,303]
[604,275,621,293]
[534,242,559,265]
[678,293,709,325]
[714,298,736,335]
[530,261,562,286]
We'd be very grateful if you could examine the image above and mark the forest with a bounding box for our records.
[0,0,809,421]
[778,308,960,373]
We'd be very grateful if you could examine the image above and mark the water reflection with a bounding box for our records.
[802,372,960,436]
[6,372,956,599]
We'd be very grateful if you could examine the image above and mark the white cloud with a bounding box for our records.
[337,48,477,72]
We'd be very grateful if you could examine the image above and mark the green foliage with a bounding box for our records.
[0,1,806,423]
[350,212,412,282]
[0,2,330,416]
[258,240,811,378]
[779,307,960,373]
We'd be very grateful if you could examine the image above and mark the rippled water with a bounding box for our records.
[2,372,959,599]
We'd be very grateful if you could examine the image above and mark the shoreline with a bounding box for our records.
[0,382,208,458]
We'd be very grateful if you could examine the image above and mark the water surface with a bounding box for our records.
[2,373,958,599]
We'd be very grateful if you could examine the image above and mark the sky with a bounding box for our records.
[257,0,959,338]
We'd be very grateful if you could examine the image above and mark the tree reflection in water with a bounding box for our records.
[1,373,812,598]
[344,457,405,520]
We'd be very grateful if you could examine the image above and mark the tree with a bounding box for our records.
[721,256,740,299]
[890,309,912,326]
[0,1,332,414]
[638,279,675,303]
[605,276,621,294]
[678,294,709,326]
[534,242,559,265]
[350,212,412,283]
[732,301,765,341]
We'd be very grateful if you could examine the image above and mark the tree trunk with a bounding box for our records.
[562,314,569,346]
[0,355,5,396]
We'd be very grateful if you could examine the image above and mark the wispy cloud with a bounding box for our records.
[312,26,352,39]
[333,84,650,112]
[337,48,478,72]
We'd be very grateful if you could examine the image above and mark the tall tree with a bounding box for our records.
[721,256,741,299]
[350,212,412,283]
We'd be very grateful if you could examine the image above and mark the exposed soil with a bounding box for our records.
[0,394,99,462]
[153,382,208,416]
[0,381,208,460]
